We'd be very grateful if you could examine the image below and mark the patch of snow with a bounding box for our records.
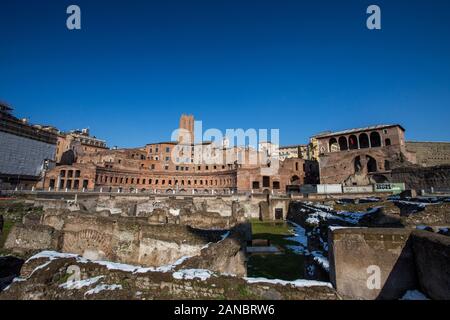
[220,231,230,241]
[244,277,332,288]
[285,222,308,253]
[306,216,320,226]
[302,203,381,226]
[84,284,122,295]
[26,251,79,262]
[26,250,195,275]
[311,251,330,272]
[400,290,429,300]
[169,208,180,216]
[59,276,104,290]
[172,269,213,281]
[305,202,334,211]
[329,226,367,231]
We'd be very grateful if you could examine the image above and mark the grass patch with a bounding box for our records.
[248,219,306,280]
[1,220,14,248]
[247,253,305,280]
[250,219,291,235]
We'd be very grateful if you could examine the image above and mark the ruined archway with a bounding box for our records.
[354,156,362,173]
[62,229,114,261]
[367,156,378,173]
[290,175,300,185]
[60,150,76,165]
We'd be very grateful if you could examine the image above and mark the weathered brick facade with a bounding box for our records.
[315,125,416,185]
[40,115,315,194]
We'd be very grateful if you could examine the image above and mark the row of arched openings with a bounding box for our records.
[329,132,390,152]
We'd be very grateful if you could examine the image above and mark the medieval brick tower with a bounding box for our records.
[178,114,194,144]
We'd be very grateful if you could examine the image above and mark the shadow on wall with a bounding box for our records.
[329,228,450,300]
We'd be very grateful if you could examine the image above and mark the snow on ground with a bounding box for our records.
[305,202,334,211]
[220,231,231,241]
[84,284,123,295]
[329,226,367,231]
[310,251,330,272]
[172,269,213,281]
[301,203,381,226]
[285,222,308,254]
[26,251,79,262]
[244,277,332,288]
[400,290,429,300]
[59,276,104,290]
[24,250,193,275]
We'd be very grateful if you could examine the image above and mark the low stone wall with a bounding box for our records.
[329,228,450,300]
[410,230,450,300]
[6,212,226,265]
[4,224,61,255]
[0,253,338,300]
[329,228,417,300]
[389,165,450,191]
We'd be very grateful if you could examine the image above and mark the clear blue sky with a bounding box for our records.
[1,0,449,147]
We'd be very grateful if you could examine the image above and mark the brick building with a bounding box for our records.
[314,124,416,185]
[40,115,316,194]
[56,128,108,164]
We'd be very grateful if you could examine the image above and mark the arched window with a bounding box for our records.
[329,138,338,152]
[338,137,348,151]
[385,138,391,146]
[370,132,381,147]
[359,133,370,149]
[349,135,358,150]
